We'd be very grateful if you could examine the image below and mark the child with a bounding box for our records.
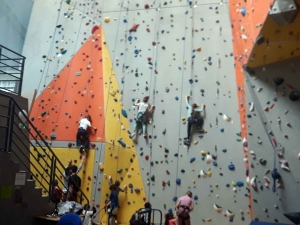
[184,96,205,145]
[130,96,154,138]
[76,114,97,154]
[165,208,177,225]
[82,204,97,225]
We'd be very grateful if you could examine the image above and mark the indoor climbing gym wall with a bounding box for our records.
[21,0,300,224]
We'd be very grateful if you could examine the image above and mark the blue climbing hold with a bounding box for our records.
[123,19,127,23]
[190,157,195,163]
[247,114,252,118]
[222,148,227,153]
[220,128,224,132]
[181,169,185,173]
[229,217,234,222]
[240,6,246,17]
[31,117,35,121]
[219,112,222,115]
[189,79,193,84]
[174,153,178,157]
[228,163,235,170]
[61,49,67,54]
[236,181,244,187]
[194,195,198,200]
[226,183,230,187]
[173,196,178,201]
[128,36,132,41]
[176,179,181,185]
[114,98,117,102]
[236,132,241,136]
[121,109,128,118]
[212,161,218,166]
[175,96,179,100]
[134,49,139,54]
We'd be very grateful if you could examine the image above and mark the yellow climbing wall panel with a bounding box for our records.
[99,30,147,224]
[30,147,95,204]
[248,5,300,68]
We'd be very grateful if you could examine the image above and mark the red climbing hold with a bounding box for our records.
[152,42,156,46]
[145,4,149,9]
[68,143,72,147]
[129,24,140,32]
[145,155,149,160]
[162,181,166,187]
[147,57,152,61]
[286,84,295,89]
[91,26,99,34]
[146,28,150,32]
[166,170,170,175]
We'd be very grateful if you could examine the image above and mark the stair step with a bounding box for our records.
[19,170,27,173]
[27,179,34,182]
[35,187,42,189]
[41,195,48,197]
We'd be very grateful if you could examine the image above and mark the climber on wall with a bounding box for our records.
[130,96,154,139]
[184,95,205,145]
[108,176,125,193]
[106,184,120,225]
[76,114,97,154]
[175,191,194,225]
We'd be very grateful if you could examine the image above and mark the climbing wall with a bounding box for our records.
[245,56,300,224]
[22,0,300,224]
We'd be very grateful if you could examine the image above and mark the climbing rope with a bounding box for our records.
[147,0,162,199]
[174,3,190,199]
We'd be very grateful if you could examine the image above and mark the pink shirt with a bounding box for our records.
[179,195,192,207]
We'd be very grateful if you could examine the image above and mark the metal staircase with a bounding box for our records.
[0,91,89,206]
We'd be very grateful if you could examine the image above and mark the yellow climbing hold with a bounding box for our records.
[192,179,196,184]
[98,163,104,171]
[215,184,219,188]
[182,117,186,121]
[104,17,110,23]
[206,218,212,222]
[232,181,236,187]
[201,151,206,156]
[196,47,201,52]
[194,141,198,145]
[207,171,212,177]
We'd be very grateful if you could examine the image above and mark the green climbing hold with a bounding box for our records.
[164,2,167,5]
[165,148,169,153]
[120,176,123,180]
[236,139,241,142]
[152,193,155,197]
[162,46,166,50]
[165,160,168,164]
[117,169,123,173]
[200,18,204,22]
[246,187,250,192]
[241,217,245,221]
[251,163,254,168]
[41,111,47,117]
[127,201,131,204]
[253,199,258,203]
[135,73,138,77]
[155,161,159,164]
[130,158,133,163]
[66,0,71,4]
[164,204,166,209]
[145,86,149,91]
[151,175,155,182]
[167,180,170,186]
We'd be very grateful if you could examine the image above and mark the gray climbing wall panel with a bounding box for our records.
[245,56,300,224]
[22,0,300,224]
[102,1,249,224]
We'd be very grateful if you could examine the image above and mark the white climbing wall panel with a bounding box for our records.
[22,0,300,224]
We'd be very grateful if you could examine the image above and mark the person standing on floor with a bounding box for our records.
[67,165,82,202]
[175,191,194,225]
[184,95,205,145]
[130,96,154,138]
[76,114,97,154]
[107,184,120,225]
[62,156,85,196]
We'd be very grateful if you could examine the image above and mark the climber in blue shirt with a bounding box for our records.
[107,184,119,225]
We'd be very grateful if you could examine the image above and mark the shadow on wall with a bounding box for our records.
[245,56,300,223]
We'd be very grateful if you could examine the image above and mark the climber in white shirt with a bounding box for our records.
[76,114,97,154]
[130,96,154,138]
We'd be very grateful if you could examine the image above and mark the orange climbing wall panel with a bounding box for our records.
[30,27,105,143]
[229,0,274,220]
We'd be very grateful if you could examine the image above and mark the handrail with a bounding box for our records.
[0,91,89,206]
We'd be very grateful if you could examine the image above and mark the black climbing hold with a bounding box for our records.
[256,36,265,45]
[273,77,284,86]
[289,90,300,101]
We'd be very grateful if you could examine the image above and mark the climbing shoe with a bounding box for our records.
[129,133,136,139]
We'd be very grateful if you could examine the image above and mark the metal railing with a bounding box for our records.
[0,92,89,206]
[0,45,25,95]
